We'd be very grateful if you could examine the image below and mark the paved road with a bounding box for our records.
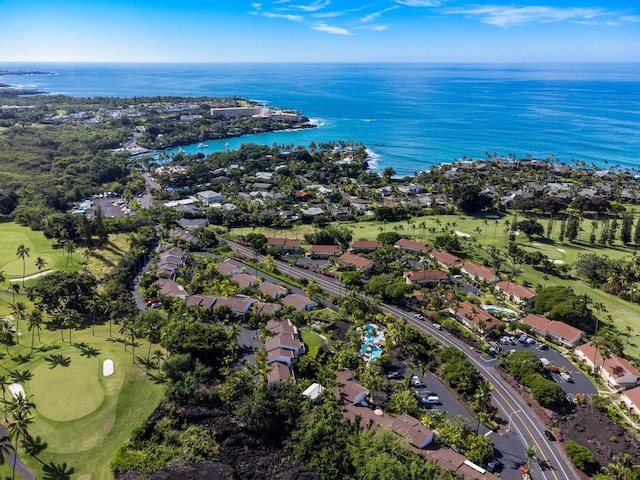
[223,238,578,480]
[0,425,36,480]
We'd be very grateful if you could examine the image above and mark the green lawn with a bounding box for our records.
[0,323,164,480]
[300,329,326,358]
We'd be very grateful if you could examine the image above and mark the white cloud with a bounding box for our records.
[395,0,441,6]
[262,12,305,21]
[361,6,399,23]
[290,0,332,12]
[313,7,366,19]
[252,3,262,10]
[445,5,611,27]
[359,24,389,31]
[311,22,352,35]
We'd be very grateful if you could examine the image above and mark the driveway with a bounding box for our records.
[238,325,263,365]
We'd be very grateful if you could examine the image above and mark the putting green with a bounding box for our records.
[31,354,104,422]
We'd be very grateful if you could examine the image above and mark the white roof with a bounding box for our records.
[302,382,325,400]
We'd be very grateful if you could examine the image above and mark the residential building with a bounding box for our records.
[348,240,383,253]
[334,369,369,405]
[214,296,257,319]
[282,293,316,311]
[450,301,500,333]
[620,386,640,417]
[231,273,259,289]
[495,281,536,305]
[265,333,304,358]
[460,262,499,284]
[306,244,342,259]
[258,282,288,299]
[429,250,464,269]
[337,252,374,272]
[267,348,296,366]
[523,313,583,347]
[403,270,449,286]
[391,414,434,449]
[266,238,303,254]
[302,383,325,401]
[394,238,431,255]
[266,319,298,337]
[196,190,223,204]
[268,361,294,385]
[157,279,188,300]
[217,260,242,276]
[185,295,217,310]
[575,343,640,391]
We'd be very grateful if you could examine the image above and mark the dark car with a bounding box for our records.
[487,459,501,473]
[544,429,555,441]
[387,371,402,380]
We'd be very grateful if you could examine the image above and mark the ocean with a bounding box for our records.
[2,62,639,174]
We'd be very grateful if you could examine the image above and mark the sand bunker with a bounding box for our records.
[556,248,566,253]
[8,383,25,399]
[553,259,564,264]
[103,359,114,377]
[455,231,470,238]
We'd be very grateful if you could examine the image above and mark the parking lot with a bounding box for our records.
[498,335,597,396]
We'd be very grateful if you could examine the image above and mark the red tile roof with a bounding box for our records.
[338,252,373,269]
[455,301,501,330]
[461,261,497,281]
[281,293,315,311]
[306,244,342,255]
[430,250,464,267]
[496,281,536,300]
[395,238,431,253]
[404,270,448,283]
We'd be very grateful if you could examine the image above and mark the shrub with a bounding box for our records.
[565,440,599,473]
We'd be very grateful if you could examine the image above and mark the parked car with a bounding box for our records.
[411,376,426,388]
[544,429,555,441]
[420,395,441,405]
[487,459,501,473]
[559,372,573,382]
[433,323,442,330]
[146,298,158,306]
[387,371,402,380]
[414,314,425,320]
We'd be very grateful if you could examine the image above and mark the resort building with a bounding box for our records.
[231,273,259,289]
[620,386,640,417]
[494,281,536,306]
[403,270,449,286]
[460,262,499,284]
[575,343,640,391]
[214,296,258,319]
[217,260,242,276]
[305,244,343,259]
[523,314,584,348]
[266,238,303,254]
[337,252,374,272]
[258,282,288,299]
[450,301,501,333]
[268,361,294,385]
[185,295,217,310]
[429,250,464,269]
[281,293,316,311]
[348,240,383,253]
[394,238,431,255]
[334,369,369,406]
[196,190,223,204]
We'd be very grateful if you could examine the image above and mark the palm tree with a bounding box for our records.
[10,284,19,308]
[26,308,44,356]
[524,444,537,472]
[63,240,76,271]
[0,375,8,422]
[11,302,26,345]
[7,398,34,480]
[35,256,47,281]
[0,320,13,355]
[15,245,30,288]
[0,434,14,467]
[42,461,75,480]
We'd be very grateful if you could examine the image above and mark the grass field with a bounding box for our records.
[0,323,164,480]
[300,328,326,358]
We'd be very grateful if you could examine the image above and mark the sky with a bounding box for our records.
[1,0,639,63]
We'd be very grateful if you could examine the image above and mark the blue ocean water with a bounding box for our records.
[2,62,639,174]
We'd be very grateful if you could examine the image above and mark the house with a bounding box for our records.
[306,244,342,259]
[167,228,199,245]
[267,348,296,366]
[265,333,304,357]
[337,252,374,272]
[620,386,640,417]
[268,361,294,385]
[348,240,383,253]
[266,318,298,337]
[157,279,188,300]
[214,296,258,319]
[334,369,369,405]
[403,270,449,286]
[266,238,303,254]
[429,250,464,269]
[523,314,583,347]
[185,295,217,310]
[255,302,281,316]
[391,414,434,449]
[217,261,242,276]
[258,282,288,299]
[575,343,640,391]
[395,238,431,255]
[451,301,500,333]
[231,273,259,289]
[495,281,536,306]
[196,190,223,204]
[461,262,499,284]
[282,293,316,311]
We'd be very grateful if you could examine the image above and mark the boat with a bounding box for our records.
[197,143,208,148]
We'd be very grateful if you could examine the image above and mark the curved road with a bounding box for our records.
[224,239,577,480]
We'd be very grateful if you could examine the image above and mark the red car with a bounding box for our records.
[146,298,158,306]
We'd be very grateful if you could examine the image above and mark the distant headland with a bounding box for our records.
[0,69,53,97]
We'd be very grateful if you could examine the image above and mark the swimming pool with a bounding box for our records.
[482,305,518,317]
[360,324,384,362]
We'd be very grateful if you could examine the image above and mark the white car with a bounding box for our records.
[414,314,425,320]
[559,372,573,382]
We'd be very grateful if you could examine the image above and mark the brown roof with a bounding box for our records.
[334,369,369,404]
[157,280,187,298]
[349,240,383,250]
[338,252,373,269]
[257,302,281,315]
[281,293,316,311]
[546,321,583,342]
[267,238,301,248]
[395,238,431,252]
[578,343,640,379]
[455,301,501,330]
[214,296,257,314]
[623,386,640,409]
[258,282,288,298]
[231,273,258,289]
[461,261,497,281]
[266,319,297,336]
[496,281,536,299]
[217,261,241,276]
[523,313,551,332]
[267,348,296,363]
[265,332,303,352]
[268,361,292,384]
[430,250,464,267]
[391,414,433,448]
[306,244,342,254]
[404,270,448,282]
